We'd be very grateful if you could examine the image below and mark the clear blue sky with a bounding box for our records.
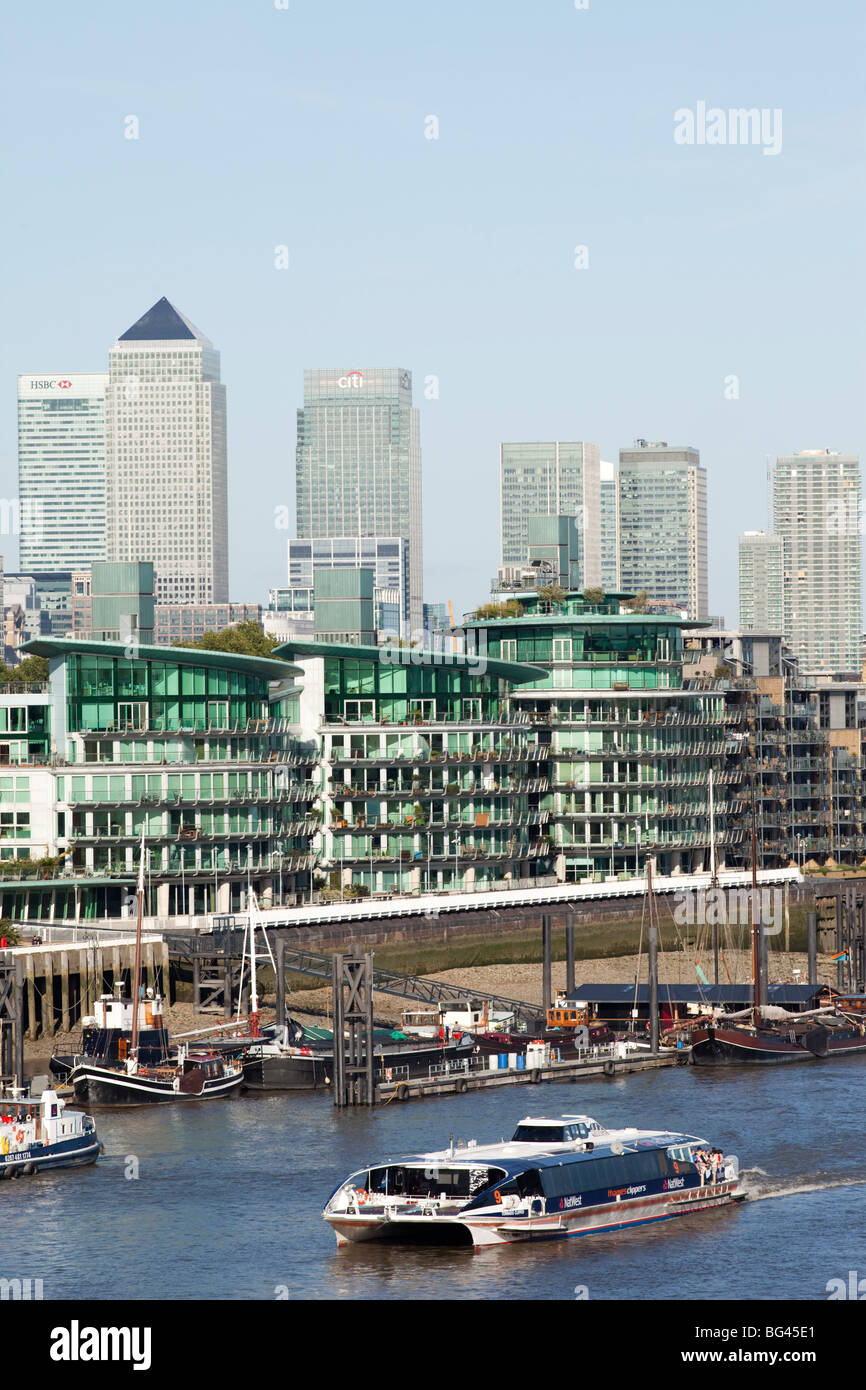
[2,0,863,623]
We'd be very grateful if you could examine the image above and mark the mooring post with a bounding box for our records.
[836,896,845,991]
[332,953,346,1106]
[541,914,552,1020]
[275,936,286,1031]
[223,950,233,1020]
[14,959,24,1090]
[806,911,818,987]
[565,912,575,998]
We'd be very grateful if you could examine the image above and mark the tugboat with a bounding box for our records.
[69,837,243,1105]
[323,1112,744,1248]
[0,1088,100,1176]
[50,984,170,1082]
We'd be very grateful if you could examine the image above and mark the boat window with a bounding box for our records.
[516,1169,544,1198]
[539,1149,672,1200]
[512,1124,567,1143]
[384,1165,506,1198]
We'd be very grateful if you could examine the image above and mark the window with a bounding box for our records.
[344,699,376,721]
[552,638,573,663]
[118,702,148,732]
[500,640,517,662]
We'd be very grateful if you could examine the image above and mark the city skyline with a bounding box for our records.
[2,1,863,628]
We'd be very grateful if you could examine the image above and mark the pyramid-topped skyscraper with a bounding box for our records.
[105,298,228,605]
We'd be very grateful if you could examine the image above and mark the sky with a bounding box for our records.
[2,0,864,624]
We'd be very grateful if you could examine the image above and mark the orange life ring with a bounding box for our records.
[15,1130,24,1144]
[356,1189,369,1205]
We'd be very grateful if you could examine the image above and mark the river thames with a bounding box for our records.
[3,1058,864,1301]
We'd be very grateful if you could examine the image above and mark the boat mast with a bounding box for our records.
[248,888,260,1039]
[709,768,719,985]
[750,798,759,1025]
[130,831,146,1060]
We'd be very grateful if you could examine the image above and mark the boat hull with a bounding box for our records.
[326,1179,743,1249]
[70,1063,243,1105]
[0,1133,100,1176]
[241,1053,330,1091]
[690,1026,813,1064]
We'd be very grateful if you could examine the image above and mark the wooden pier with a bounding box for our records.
[375,1047,688,1103]
[1,934,169,1042]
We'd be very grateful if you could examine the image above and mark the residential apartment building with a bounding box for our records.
[618,440,708,621]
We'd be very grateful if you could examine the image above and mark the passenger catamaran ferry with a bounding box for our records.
[324,1114,744,1248]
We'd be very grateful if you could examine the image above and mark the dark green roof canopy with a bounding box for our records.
[273,637,547,684]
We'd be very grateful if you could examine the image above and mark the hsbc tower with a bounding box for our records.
[17,372,108,570]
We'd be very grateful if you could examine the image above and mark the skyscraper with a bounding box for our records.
[295,368,422,632]
[618,440,708,620]
[105,298,228,605]
[738,531,784,631]
[599,459,619,591]
[17,373,108,570]
[773,450,861,670]
[499,442,601,587]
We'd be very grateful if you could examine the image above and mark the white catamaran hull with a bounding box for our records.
[326,1178,743,1248]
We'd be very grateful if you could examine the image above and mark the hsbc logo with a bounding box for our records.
[337,371,364,389]
[28,379,72,390]
[58,379,72,389]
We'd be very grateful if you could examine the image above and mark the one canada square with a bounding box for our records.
[295,369,423,633]
[105,297,228,605]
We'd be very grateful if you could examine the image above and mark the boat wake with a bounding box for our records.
[742,1172,866,1203]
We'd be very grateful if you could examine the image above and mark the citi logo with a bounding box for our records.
[49,1320,152,1371]
[337,371,363,388]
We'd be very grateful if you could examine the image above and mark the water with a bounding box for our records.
[3,1059,865,1301]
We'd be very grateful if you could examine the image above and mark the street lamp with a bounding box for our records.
[453,828,461,890]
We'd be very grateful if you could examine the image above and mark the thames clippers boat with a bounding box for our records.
[0,1088,100,1177]
[323,1113,744,1248]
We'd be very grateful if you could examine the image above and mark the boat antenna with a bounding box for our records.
[130,830,145,1061]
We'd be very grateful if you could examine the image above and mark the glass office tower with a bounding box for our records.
[105,298,228,606]
[499,441,601,588]
[17,373,108,570]
[296,368,423,631]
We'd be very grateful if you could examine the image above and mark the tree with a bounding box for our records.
[582,587,605,607]
[173,621,287,660]
[474,600,524,620]
[714,663,732,679]
[0,655,49,684]
[537,583,567,605]
[625,590,649,613]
